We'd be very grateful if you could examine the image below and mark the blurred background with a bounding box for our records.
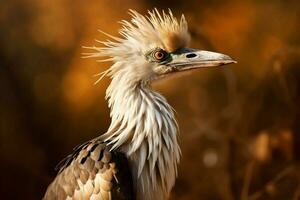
[1,0,300,199]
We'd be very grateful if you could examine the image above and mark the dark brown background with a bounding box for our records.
[1,0,300,199]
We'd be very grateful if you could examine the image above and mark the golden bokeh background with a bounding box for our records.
[1,0,300,199]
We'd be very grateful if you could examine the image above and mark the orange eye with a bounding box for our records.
[154,50,166,61]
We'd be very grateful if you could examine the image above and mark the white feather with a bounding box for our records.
[87,9,187,200]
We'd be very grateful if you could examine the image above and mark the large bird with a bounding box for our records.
[44,9,236,200]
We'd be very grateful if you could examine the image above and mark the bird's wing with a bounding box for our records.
[43,139,134,200]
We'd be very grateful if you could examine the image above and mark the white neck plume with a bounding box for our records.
[100,69,181,200]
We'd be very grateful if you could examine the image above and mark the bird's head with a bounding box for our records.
[84,9,236,86]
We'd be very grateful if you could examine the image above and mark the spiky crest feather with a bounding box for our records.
[83,8,190,84]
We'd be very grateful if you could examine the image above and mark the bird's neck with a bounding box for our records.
[101,75,181,200]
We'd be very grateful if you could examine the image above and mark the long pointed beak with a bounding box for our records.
[167,48,237,72]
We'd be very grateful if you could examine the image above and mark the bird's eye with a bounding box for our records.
[153,49,168,62]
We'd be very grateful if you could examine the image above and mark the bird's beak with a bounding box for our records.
[166,48,236,72]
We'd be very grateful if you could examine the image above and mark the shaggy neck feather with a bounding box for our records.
[100,72,181,200]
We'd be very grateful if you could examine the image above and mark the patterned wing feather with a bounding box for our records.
[44,139,134,200]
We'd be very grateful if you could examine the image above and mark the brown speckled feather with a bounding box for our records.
[44,139,134,200]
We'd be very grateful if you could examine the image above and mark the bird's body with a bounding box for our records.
[44,9,235,200]
[44,84,179,200]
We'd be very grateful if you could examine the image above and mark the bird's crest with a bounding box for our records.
[83,9,190,84]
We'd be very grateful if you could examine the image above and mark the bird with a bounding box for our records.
[43,9,236,200]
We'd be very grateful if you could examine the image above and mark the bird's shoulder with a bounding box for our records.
[44,139,134,200]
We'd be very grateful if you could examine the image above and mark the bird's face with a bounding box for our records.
[87,9,236,85]
[145,47,236,81]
